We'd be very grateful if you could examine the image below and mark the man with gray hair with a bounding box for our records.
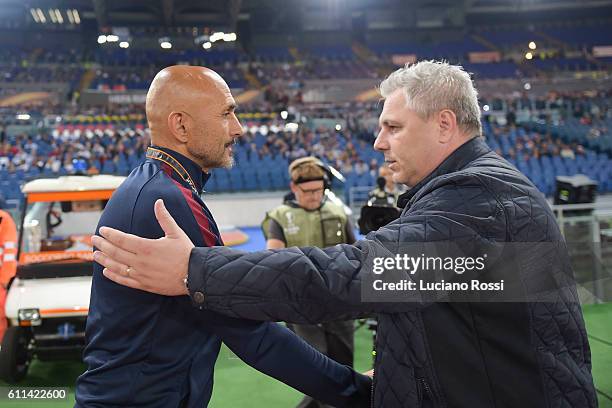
[93,61,597,408]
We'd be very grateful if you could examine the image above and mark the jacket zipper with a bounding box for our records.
[371,331,377,408]
[370,371,375,408]
[417,376,434,405]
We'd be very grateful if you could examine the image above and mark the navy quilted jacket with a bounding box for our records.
[188,137,597,408]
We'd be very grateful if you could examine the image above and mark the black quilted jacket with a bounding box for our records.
[188,137,597,408]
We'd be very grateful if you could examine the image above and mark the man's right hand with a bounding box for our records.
[94,199,194,296]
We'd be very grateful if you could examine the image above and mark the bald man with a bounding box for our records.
[75,66,370,408]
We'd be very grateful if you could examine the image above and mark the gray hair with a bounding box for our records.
[379,60,482,136]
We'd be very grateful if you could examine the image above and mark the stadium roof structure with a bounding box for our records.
[2,0,612,32]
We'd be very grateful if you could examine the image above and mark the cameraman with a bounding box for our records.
[263,156,356,408]
[361,167,401,236]
[369,165,402,206]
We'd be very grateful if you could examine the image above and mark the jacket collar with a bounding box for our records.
[285,197,328,212]
[397,137,491,208]
[149,146,210,194]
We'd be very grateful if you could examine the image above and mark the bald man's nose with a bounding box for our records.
[231,114,244,138]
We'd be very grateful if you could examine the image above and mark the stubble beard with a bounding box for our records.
[188,146,234,170]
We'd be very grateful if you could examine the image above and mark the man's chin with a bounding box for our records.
[392,173,409,187]
[210,153,234,169]
[202,156,233,170]
[391,172,402,184]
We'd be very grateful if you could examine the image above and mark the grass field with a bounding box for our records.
[583,303,612,408]
[1,304,610,407]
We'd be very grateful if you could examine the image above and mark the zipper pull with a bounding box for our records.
[418,377,434,400]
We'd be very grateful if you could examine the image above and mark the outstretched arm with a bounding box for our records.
[95,196,486,323]
[185,239,409,323]
[211,316,370,407]
[93,200,423,323]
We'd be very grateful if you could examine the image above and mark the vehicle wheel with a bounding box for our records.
[0,326,33,383]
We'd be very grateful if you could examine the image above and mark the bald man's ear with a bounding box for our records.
[167,111,189,143]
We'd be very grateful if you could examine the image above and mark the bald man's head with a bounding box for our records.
[146,66,228,131]
[145,65,243,170]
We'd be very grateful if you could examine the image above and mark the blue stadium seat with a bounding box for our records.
[258,172,272,190]
[243,176,258,190]
[205,177,218,193]
[269,169,285,190]
[229,172,245,191]
[101,160,117,175]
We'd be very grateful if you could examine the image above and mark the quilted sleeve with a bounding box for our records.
[188,240,398,323]
[188,177,501,324]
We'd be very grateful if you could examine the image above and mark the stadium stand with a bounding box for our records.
[2,90,611,202]
[1,12,612,205]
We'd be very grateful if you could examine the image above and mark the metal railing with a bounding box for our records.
[348,186,612,303]
[551,201,612,304]
[348,186,375,225]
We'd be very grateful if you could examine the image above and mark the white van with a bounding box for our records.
[0,175,125,382]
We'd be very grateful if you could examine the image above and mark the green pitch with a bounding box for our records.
[583,303,612,408]
[0,305,610,407]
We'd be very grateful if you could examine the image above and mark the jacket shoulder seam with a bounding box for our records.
[129,164,164,232]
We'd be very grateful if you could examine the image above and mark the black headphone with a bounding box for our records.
[289,156,332,190]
